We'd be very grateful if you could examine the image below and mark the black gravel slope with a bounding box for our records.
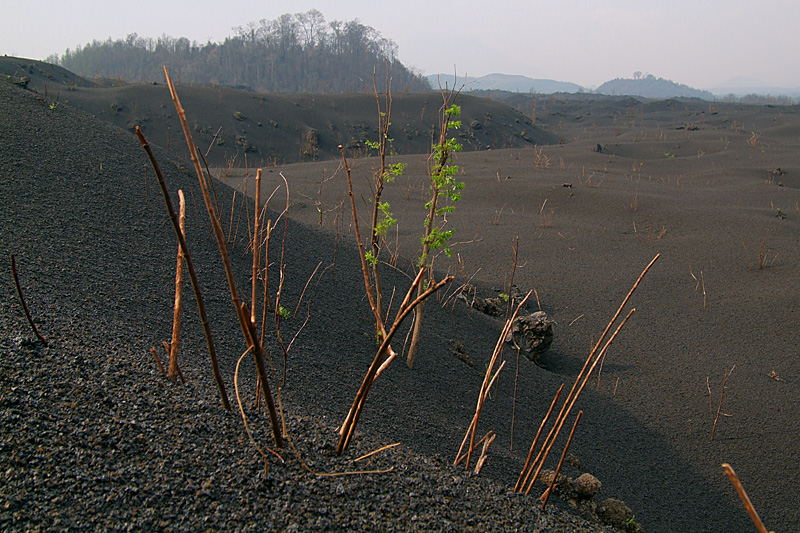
[0,80,613,531]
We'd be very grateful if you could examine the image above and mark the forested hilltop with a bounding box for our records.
[47,10,430,93]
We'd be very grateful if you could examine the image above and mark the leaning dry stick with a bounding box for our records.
[722,463,773,533]
[456,291,531,470]
[10,254,48,345]
[169,190,186,381]
[135,127,230,411]
[515,384,564,492]
[163,66,282,447]
[336,269,453,454]
[541,410,583,510]
[150,347,166,377]
[525,309,635,495]
[518,254,659,494]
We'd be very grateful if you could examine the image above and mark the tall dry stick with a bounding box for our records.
[251,169,262,324]
[457,291,531,470]
[508,236,521,451]
[163,66,281,446]
[135,128,230,410]
[517,254,659,494]
[168,190,187,381]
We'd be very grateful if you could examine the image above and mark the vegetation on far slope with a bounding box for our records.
[47,10,429,94]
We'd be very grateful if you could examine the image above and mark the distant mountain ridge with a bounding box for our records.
[706,77,800,98]
[426,73,583,94]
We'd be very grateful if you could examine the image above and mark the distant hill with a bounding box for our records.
[47,10,429,94]
[597,74,713,100]
[427,73,583,94]
[0,56,102,90]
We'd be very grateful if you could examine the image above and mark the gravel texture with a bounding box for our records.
[0,80,614,531]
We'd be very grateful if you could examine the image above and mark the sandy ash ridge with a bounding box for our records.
[2,74,800,532]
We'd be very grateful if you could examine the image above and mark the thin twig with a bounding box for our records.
[355,442,401,463]
[10,254,48,345]
[711,364,735,441]
[234,347,282,477]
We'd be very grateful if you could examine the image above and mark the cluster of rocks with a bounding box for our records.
[457,285,554,364]
[539,469,643,532]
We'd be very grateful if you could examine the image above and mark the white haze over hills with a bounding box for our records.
[429,72,800,100]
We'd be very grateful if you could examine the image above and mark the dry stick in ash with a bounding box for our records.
[10,254,48,345]
[525,308,635,496]
[168,190,187,382]
[517,254,659,495]
[514,384,564,492]
[136,127,230,410]
[722,463,774,533]
[541,410,582,510]
[710,364,735,441]
[336,267,452,454]
[455,290,532,471]
[339,145,396,361]
[251,170,262,326]
[150,347,166,377]
[163,66,282,447]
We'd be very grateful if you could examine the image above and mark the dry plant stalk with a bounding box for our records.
[169,190,186,381]
[336,268,453,454]
[516,254,660,494]
[251,169,262,324]
[722,463,773,533]
[163,66,282,447]
[541,410,582,510]
[525,308,636,495]
[135,127,230,411]
[455,291,532,470]
[10,254,48,345]
[514,384,564,491]
[711,364,735,441]
[473,431,496,474]
[339,146,394,355]
[162,341,185,384]
[150,347,166,376]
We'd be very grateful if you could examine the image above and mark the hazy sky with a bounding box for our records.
[2,0,798,89]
